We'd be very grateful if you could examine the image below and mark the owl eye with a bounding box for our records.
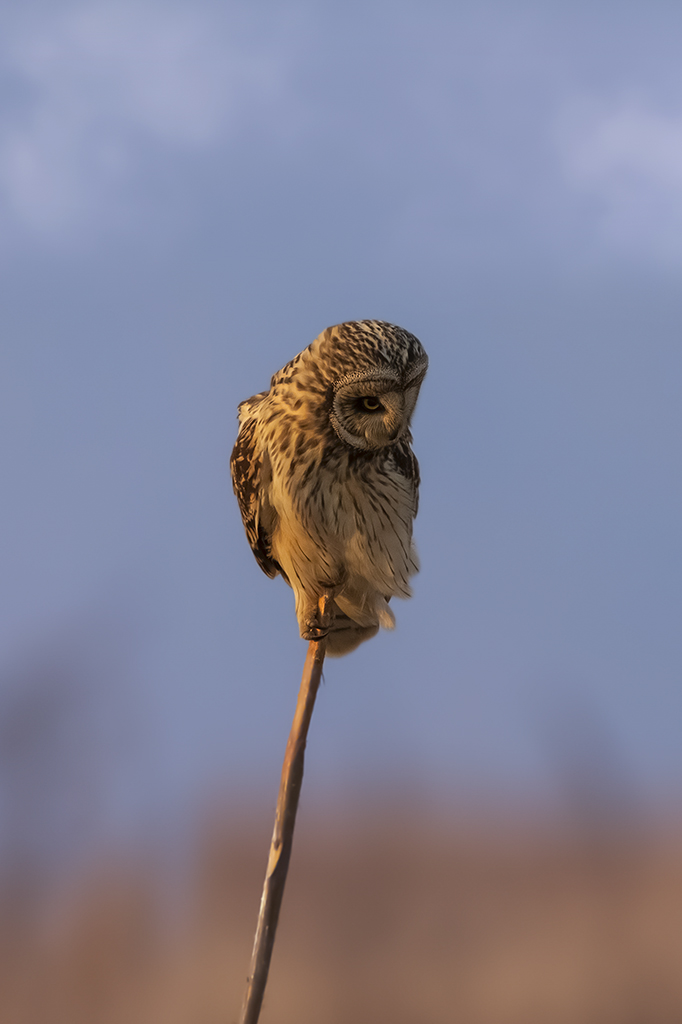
[358,396,383,412]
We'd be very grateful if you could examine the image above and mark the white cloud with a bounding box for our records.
[0,2,298,236]
[557,96,682,263]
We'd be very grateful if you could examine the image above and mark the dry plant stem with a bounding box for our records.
[239,594,331,1024]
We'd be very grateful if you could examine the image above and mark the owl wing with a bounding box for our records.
[230,397,282,580]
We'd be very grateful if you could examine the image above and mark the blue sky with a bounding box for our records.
[2,1,682,862]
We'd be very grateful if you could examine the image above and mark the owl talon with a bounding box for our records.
[302,624,329,642]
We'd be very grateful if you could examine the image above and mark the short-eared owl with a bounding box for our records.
[231,320,427,656]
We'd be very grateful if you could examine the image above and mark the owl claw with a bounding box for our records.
[302,623,329,642]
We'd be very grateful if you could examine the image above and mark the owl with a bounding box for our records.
[230,320,428,656]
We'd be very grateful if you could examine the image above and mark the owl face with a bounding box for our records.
[329,362,427,451]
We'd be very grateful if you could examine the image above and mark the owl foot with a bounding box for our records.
[301,592,334,642]
[301,623,329,643]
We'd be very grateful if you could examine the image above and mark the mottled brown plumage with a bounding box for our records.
[231,320,427,655]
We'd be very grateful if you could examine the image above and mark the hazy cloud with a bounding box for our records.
[557,95,682,263]
[0,2,298,235]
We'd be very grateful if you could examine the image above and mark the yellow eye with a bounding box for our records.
[361,397,382,412]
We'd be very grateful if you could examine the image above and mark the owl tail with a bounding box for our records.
[324,592,395,656]
[325,609,379,657]
[334,588,396,631]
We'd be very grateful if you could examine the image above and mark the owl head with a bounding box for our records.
[317,320,428,451]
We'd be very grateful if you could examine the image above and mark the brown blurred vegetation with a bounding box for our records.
[1,808,682,1024]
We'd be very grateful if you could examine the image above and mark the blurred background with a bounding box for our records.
[2,1,682,1020]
